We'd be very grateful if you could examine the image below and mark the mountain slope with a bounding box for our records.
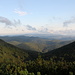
[44,41,75,61]
[0,39,38,63]
[8,39,73,52]
[0,36,73,52]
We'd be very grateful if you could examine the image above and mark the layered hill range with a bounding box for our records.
[0,37,75,62]
[0,38,75,62]
[0,36,73,52]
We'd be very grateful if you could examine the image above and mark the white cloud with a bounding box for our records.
[0,16,21,28]
[26,25,36,31]
[38,26,48,33]
[0,16,13,25]
[14,9,28,16]
[63,17,75,27]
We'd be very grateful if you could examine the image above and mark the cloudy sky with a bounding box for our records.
[0,0,75,35]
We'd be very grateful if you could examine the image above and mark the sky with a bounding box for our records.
[0,0,75,35]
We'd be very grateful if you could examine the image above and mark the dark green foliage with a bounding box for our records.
[37,72,41,75]
[0,57,75,75]
[69,72,73,75]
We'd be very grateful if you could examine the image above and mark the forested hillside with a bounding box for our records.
[0,39,38,63]
[44,41,75,61]
[0,36,73,52]
[0,39,75,75]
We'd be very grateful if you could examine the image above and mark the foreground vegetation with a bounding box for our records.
[0,56,75,75]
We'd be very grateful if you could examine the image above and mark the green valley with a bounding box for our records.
[0,36,73,52]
